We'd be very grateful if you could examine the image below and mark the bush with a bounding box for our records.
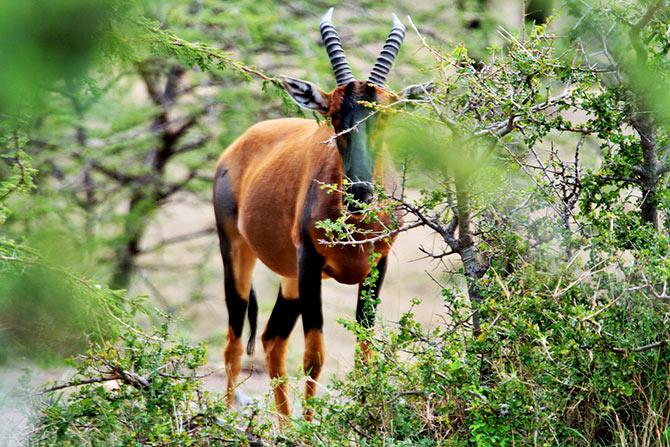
[25,231,670,446]
[28,307,271,446]
[286,235,670,446]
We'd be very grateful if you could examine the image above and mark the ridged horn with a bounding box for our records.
[368,14,406,87]
[320,8,355,86]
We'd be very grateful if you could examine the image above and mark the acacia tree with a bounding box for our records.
[357,0,670,335]
[568,0,670,234]
[360,21,599,338]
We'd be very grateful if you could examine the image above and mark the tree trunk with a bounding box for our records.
[631,113,659,229]
[455,174,487,337]
[454,173,493,384]
[110,192,153,290]
[109,63,185,290]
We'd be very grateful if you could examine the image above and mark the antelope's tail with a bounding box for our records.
[246,289,258,355]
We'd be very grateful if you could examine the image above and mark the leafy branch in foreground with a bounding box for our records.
[27,310,271,446]
[136,17,279,86]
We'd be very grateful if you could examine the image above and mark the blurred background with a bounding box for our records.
[0,0,594,439]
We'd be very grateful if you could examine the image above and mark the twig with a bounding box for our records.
[40,375,121,394]
[612,340,667,354]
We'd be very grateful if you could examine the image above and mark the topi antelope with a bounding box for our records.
[213,8,406,419]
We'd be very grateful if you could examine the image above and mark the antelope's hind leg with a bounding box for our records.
[214,168,258,407]
[218,225,257,407]
[262,277,301,417]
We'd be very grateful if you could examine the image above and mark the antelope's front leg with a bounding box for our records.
[355,255,387,361]
[261,277,301,418]
[297,241,325,421]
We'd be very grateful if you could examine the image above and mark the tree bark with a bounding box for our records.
[110,192,155,289]
[454,174,488,337]
[626,1,663,230]
[631,113,659,229]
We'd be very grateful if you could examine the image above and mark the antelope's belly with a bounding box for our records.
[237,188,300,279]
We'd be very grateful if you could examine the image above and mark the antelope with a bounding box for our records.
[213,8,406,419]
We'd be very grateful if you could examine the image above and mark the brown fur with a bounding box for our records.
[356,339,373,364]
[262,335,291,415]
[223,219,256,298]
[215,116,395,283]
[224,326,243,406]
[303,328,325,421]
[280,277,299,300]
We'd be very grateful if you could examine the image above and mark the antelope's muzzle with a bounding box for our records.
[348,181,374,212]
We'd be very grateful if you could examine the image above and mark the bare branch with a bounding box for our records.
[41,367,149,394]
[40,375,121,394]
[174,136,211,155]
[141,227,216,253]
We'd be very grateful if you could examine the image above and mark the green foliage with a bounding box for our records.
[315,179,400,247]
[0,0,121,112]
[0,133,35,224]
[29,313,262,446]
[23,229,670,445]
[0,229,137,365]
[0,132,117,364]
[565,0,670,238]
[274,235,670,446]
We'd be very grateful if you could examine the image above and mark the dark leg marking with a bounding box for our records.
[246,288,258,355]
[298,182,326,420]
[262,285,301,416]
[298,237,325,419]
[263,289,301,341]
[298,239,325,334]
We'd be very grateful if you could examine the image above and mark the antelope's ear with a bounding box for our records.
[401,82,435,100]
[280,76,330,113]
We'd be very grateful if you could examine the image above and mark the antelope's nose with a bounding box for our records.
[348,182,374,211]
